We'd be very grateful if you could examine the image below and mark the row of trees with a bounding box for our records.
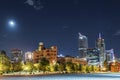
[0,54,100,74]
[21,58,101,73]
[0,50,110,74]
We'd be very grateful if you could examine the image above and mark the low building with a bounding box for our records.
[11,49,23,62]
[106,49,115,64]
[25,51,33,62]
[57,55,87,65]
[32,42,57,64]
[110,61,120,72]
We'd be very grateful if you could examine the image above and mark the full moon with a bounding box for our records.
[8,20,15,28]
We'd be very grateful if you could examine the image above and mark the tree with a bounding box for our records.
[103,60,108,71]
[91,65,94,72]
[34,63,40,71]
[51,64,59,72]
[81,65,86,73]
[86,65,89,73]
[0,50,6,55]
[0,50,11,73]
[39,57,49,72]
[65,62,74,73]
[22,62,34,73]
[13,62,22,72]
[54,64,58,71]
[74,63,79,72]
[78,64,82,72]
[58,63,66,73]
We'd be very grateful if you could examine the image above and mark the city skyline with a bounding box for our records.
[0,0,120,57]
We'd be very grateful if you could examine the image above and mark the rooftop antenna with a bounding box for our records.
[78,32,82,37]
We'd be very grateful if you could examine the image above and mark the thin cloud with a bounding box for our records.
[25,0,34,6]
[2,34,8,38]
[25,0,44,10]
[114,30,120,36]
[62,26,70,30]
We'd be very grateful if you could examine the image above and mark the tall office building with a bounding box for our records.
[78,33,88,58]
[95,33,106,67]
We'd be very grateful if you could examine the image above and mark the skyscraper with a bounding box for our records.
[78,33,88,58]
[95,33,106,67]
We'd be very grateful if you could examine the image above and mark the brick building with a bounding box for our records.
[32,42,57,64]
[110,62,120,72]
[57,56,87,65]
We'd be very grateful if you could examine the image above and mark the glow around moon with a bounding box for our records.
[8,20,15,28]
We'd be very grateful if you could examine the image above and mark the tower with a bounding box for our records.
[78,33,88,58]
[38,42,44,51]
[95,33,106,67]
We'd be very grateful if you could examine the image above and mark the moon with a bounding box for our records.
[8,20,15,28]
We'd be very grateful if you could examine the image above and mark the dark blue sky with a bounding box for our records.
[0,0,120,57]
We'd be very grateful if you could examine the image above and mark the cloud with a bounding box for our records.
[2,34,8,38]
[25,0,44,10]
[62,26,70,30]
[114,30,120,36]
[25,0,34,6]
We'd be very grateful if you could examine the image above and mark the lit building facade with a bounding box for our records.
[25,51,33,62]
[110,62,120,72]
[57,56,87,65]
[11,49,23,62]
[78,33,88,59]
[32,42,57,64]
[86,48,100,66]
[95,33,106,67]
[106,49,115,64]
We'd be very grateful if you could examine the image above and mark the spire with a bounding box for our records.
[78,32,82,37]
[99,33,101,39]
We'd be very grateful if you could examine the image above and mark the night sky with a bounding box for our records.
[0,0,120,57]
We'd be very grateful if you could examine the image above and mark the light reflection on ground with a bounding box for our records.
[0,73,120,80]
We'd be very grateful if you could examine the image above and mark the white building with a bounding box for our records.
[106,49,115,63]
[25,51,33,62]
